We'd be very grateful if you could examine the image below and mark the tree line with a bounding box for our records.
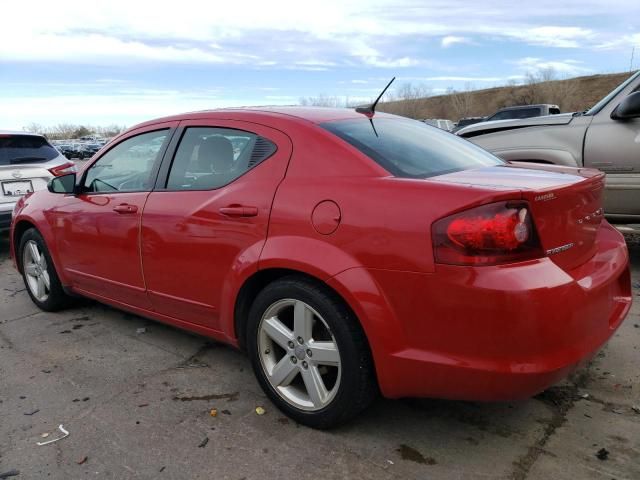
[299,68,584,121]
[22,123,126,140]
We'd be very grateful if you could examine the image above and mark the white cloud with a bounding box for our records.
[0,33,238,65]
[441,36,472,48]
[512,26,594,48]
[596,33,640,50]
[513,57,592,75]
[414,76,503,82]
[0,0,635,67]
[0,88,296,129]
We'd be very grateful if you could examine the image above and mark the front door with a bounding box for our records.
[52,125,175,307]
[583,85,640,217]
[140,120,292,329]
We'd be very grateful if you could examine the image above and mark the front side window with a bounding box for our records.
[322,117,502,178]
[166,127,276,190]
[83,130,168,193]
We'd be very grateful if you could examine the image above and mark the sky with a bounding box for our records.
[1,0,639,129]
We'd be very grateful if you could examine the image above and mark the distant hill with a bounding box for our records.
[377,72,634,121]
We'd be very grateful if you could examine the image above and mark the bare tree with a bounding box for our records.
[448,83,475,119]
[22,123,45,134]
[299,95,348,107]
[378,82,431,119]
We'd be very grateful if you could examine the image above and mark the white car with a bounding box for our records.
[0,131,76,231]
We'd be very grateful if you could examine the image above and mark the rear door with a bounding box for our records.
[140,119,292,329]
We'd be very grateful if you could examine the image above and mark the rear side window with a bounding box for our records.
[321,118,502,178]
[166,127,276,190]
[0,135,59,165]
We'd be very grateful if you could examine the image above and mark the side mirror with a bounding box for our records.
[611,91,640,120]
[48,173,77,194]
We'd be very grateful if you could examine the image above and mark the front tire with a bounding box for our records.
[19,228,71,311]
[247,276,377,429]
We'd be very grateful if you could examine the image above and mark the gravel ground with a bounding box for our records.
[0,232,638,480]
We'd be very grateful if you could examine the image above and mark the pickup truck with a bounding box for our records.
[457,71,640,221]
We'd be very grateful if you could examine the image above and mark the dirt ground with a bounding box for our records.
[1,232,638,480]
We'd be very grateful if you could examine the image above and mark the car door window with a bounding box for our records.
[166,127,276,190]
[83,130,168,193]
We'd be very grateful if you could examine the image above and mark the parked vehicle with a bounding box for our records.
[56,143,93,160]
[10,108,631,428]
[81,143,103,157]
[422,118,454,131]
[452,116,486,133]
[457,71,640,221]
[483,104,561,122]
[0,131,76,231]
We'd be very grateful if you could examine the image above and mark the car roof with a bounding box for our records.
[0,130,45,137]
[129,106,396,131]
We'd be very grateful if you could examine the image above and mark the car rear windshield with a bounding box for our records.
[321,117,503,178]
[0,135,59,166]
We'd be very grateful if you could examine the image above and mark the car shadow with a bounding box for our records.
[0,232,10,259]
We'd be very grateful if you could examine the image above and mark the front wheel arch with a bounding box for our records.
[13,220,39,274]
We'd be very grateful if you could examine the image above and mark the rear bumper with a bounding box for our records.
[330,221,631,400]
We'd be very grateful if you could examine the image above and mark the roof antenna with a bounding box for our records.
[356,77,395,116]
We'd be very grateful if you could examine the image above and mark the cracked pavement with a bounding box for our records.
[0,232,639,479]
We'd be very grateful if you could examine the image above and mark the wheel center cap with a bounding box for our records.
[294,345,306,360]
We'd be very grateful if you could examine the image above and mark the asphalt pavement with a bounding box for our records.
[1,232,638,479]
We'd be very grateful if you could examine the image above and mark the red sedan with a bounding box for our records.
[10,107,631,428]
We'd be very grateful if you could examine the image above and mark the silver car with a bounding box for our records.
[0,131,75,231]
[457,71,640,222]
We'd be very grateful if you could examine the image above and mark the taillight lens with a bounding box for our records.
[48,161,77,177]
[432,201,543,266]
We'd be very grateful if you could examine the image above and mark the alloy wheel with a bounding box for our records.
[23,240,51,302]
[258,299,342,411]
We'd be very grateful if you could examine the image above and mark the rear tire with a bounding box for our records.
[247,276,377,429]
[19,228,72,311]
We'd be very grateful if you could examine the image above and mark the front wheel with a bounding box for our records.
[19,228,72,311]
[247,276,377,429]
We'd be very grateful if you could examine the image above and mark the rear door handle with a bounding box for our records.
[113,203,138,214]
[219,206,258,217]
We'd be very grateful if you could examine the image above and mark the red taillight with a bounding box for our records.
[48,161,77,177]
[432,201,543,266]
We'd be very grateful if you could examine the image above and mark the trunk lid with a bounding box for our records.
[433,163,606,270]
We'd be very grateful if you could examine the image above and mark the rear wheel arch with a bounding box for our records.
[234,268,367,353]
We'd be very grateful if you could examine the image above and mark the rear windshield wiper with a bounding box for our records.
[9,156,48,164]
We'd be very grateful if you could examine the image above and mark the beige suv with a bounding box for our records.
[457,71,640,222]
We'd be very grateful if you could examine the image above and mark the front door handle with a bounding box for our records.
[113,203,138,214]
[219,206,258,217]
